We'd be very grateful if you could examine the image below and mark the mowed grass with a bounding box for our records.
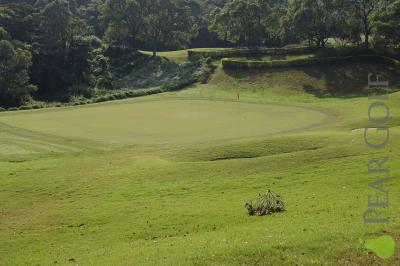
[0,57,399,265]
[0,99,328,145]
[139,50,190,63]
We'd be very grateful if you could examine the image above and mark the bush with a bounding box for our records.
[162,76,196,91]
[31,104,43,109]
[0,107,6,112]
[188,47,316,60]
[19,105,33,110]
[7,107,19,111]
[222,55,400,69]
[67,85,95,98]
[314,47,372,57]
[193,57,215,84]
[95,96,110,103]
[245,190,286,216]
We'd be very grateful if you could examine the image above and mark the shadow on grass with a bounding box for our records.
[224,62,400,99]
[304,62,400,98]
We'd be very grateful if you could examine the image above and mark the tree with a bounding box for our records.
[261,0,287,47]
[143,0,197,56]
[281,0,302,44]
[291,0,337,48]
[0,40,37,107]
[33,0,110,96]
[32,0,75,94]
[103,0,146,49]
[210,0,266,46]
[78,0,105,37]
[187,0,232,48]
[374,0,400,47]
[0,2,39,43]
[351,0,383,49]
[332,0,362,47]
[37,0,74,57]
[0,27,11,40]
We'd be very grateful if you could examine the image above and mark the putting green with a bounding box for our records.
[0,99,329,144]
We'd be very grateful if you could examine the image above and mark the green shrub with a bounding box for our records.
[193,57,215,84]
[162,76,196,91]
[93,98,102,103]
[188,47,316,60]
[7,107,19,111]
[19,105,33,110]
[314,47,371,57]
[31,104,43,109]
[245,190,286,216]
[113,93,126,100]
[222,55,400,69]
[0,107,6,112]
[67,85,95,98]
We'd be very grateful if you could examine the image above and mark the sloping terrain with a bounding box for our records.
[0,50,399,265]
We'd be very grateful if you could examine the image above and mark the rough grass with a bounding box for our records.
[111,53,198,90]
[0,56,399,265]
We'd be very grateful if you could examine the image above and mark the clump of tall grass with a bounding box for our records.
[245,190,286,216]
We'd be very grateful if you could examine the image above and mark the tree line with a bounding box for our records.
[212,0,400,48]
[0,0,399,107]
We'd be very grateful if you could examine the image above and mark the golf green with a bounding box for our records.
[0,99,328,145]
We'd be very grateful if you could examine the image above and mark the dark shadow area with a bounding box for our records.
[223,68,253,80]
[223,61,400,99]
[302,62,400,98]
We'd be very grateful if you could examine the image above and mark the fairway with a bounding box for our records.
[0,99,328,145]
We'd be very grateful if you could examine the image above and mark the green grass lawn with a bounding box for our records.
[0,57,399,265]
[139,50,191,63]
[0,99,328,145]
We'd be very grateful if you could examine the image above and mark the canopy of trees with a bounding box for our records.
[0,0,399,107]
[0,39,37,107]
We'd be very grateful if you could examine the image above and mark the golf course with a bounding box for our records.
[0,49,399,265]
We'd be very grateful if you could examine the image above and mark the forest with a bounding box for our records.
[0,0,399,108]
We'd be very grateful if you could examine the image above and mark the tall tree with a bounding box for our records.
[103,0,146,49]
[210,0,266,46]
[34,0,109,96]
[143,0,197,56]
[351,0,383,48]
[37,0,74,57]
[374,0,400,47]
[333,0,362,47]
[291,0,337,48]
[281,0,302,44]
[0,40,37,107]
[0,2,39,43]
[261,0,287,47]
[33,0,75,94]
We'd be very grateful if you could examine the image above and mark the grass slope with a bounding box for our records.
[0,55,399,265]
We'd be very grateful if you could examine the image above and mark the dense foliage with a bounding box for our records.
[0,0,399,107]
